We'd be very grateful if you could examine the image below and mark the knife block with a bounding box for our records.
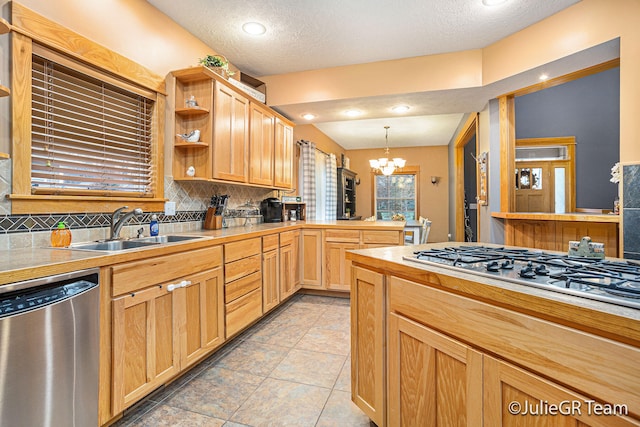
[203,208,222,230]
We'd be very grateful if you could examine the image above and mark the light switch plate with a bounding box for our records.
[164,201,176,216]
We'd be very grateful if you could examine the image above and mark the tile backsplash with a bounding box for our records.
[0,174,280,250]
[622,163,640,260]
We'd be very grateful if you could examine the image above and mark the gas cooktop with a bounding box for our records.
[403,246,640,310]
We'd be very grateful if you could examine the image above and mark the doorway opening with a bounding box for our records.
[454,113,479,242]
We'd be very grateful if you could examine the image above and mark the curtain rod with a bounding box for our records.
[297,140,330,157]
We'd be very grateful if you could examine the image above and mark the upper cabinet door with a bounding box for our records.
[274,117,294,189]
[213,82,249,182]
[249,102,275,186]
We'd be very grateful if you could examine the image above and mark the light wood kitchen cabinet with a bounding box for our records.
[112,281,180,414]
[262,234,280,313]
[181,267,225,369]
[387,312,483,426]
[302,229,323,288]
[249,102,275,186]
[484,356,637,426]
[111,263,224,414]
[213,82,249,182]
[224,238,263,337]
[351,266,386,426]
[280,230,300,300]
[325,241,359,291]
[274,117,294,189]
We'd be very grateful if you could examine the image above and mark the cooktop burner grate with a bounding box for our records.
[405,246,640,310]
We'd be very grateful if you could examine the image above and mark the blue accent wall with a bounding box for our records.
[514,67,620,209]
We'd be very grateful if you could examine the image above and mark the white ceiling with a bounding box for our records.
[147,0,619,149]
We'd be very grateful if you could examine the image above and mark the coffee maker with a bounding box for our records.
[260,197,283,222]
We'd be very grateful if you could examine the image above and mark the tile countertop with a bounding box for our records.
[346,242,640,343]
[0,220,405,286]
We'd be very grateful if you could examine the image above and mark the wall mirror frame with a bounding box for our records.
[498,58,620,213]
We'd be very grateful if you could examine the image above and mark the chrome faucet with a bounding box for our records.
[110,206,144,240]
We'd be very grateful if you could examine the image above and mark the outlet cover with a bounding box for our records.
[164,201,176,216]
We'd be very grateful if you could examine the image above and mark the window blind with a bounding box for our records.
[31,55,154,195]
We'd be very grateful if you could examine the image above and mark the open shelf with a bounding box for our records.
[0,84,9,97]
[0,152,9,159]
[174,141,209,148]
[0,17,10,35]
[175,107,209,116]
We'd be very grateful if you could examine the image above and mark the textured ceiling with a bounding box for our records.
[147,0,613,149]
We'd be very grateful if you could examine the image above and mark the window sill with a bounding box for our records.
[8,194,168,215]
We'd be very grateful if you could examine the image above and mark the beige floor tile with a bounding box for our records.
[270,348,346,388]
[245,318,310,347]
[128,404,225,426]
[165,367,264,419]
[334,355,351,392]
[216,340,290,376]
[230,377,331,427]
[295,326,351,356]
[316,390,372,427]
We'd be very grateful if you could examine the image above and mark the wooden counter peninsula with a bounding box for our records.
[492,211,620,257]
[347,243,639,426]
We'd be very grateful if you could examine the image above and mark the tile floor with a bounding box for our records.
[113,294,373,427]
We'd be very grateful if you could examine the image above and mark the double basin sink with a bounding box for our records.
[66,235,206,252]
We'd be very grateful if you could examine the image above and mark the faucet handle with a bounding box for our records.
[112,206,129,219]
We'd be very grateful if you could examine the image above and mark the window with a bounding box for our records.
[31,55,154,195]
[374,170,418,220]
[10,6,166,214]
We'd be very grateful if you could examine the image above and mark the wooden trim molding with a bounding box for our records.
[499,96,515,213]
[500,59,620,98]
[11,2,166,94]
[453,113,479,241]
[7,195,167,215]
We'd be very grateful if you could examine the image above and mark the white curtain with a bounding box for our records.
[299,141,316,220]
[325,154,337,220]
[315,150,326,220]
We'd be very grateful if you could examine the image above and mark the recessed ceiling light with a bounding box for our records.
[302,113,316,120]
[391,105,410,114]
[482,0,508,6]
[242,22,266,35]
[539,73,549,81]
[344,109,362,117]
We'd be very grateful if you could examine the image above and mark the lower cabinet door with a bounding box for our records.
[262,249,280,312]
[484,355,639,426]
[112,284,181,414]
[325,242,359,291]
[182,267,225,369]
[280,244,296,300]
[387,312,483,427]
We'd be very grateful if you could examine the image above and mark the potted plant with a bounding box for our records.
[199,54,235,78]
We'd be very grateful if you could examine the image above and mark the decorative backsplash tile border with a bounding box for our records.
[0,210,205,234]
[623,163,640,260]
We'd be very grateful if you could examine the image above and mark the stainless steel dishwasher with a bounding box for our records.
[0,268,100,426]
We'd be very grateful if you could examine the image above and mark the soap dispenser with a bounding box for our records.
[150,214,159,236]
[51,222,72,247]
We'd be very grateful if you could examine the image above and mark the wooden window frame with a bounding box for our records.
[8,3,166,214]
[370,166,420,220]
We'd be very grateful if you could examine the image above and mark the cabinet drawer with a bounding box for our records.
[225,254,261,283]
[225,270,261,303]
[279,230,297,246]
[262,234,279,252]
[362,230,401,245]
[226,287,262,337]
[325,229,360,243]
[224,237,261,263]
[111,246,222,296]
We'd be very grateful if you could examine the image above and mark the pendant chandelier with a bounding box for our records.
[369,126,406,176]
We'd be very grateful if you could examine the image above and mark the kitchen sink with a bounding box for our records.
[132,235,205,244]
[65,235,207,252]
[68,240,161,251]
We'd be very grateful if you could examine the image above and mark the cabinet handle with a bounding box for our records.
[181,280,191,288]
[167,284,178,292]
